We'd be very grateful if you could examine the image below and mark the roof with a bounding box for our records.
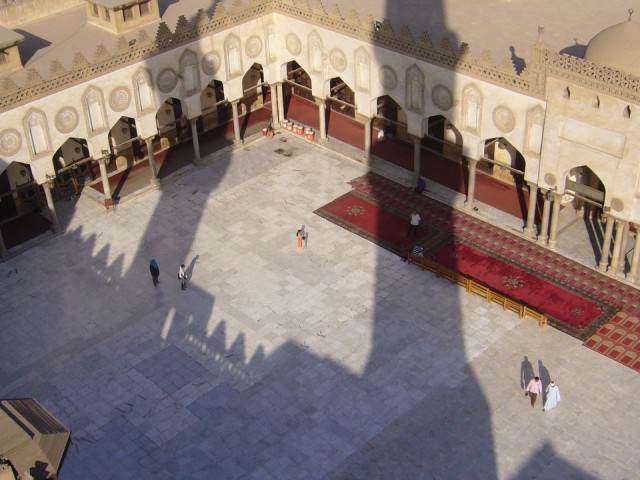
[0,399,70,480]
[584,15,640,76]
[90,0,149,9]
[0,25,23,50]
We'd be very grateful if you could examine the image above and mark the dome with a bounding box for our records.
[584,13,640,76]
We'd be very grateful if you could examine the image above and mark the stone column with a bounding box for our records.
[618,221,630,271]
[364,117,372,164]
[190,118,201,164]
[146,137,160,188]
[411,135,421,187]
[0,230,7,257]
[524,182,539,237]
[43,181,62,233]
[464,158,478,211]
[628,225,640,282]
[231,100,242,145]
[597,214,615,271]
[537,189,551,245]
[277,82,285,123]
[547,193,562,250]
[317,97,327,141]
[97,157,114,209]
[270,83,279,126]
[609,219,627,275]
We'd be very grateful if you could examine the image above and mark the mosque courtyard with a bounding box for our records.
[1,134,639,479]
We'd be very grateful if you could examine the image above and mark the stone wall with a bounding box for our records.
[0,0,83,28]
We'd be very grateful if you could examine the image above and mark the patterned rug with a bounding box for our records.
[315,172,640,372]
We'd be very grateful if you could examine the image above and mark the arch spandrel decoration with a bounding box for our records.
[82,86,108,136]
[133,68,155,115]
[180,49,200,98]
[23,109,52,159]
[0,129,22,157]
[308,31,324,75]
[524,106,545,158]
[225,34,243,80]
[354,47,371,93]
[462,84,482,135]
[405,64,425,115]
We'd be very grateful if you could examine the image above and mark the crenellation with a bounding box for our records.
[48,59,67,79]
[327,4,342,21]
[399,25,414,44]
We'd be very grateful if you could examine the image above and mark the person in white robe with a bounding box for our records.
[543,381,561,411]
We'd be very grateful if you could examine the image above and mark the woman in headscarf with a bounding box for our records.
[150,259,160,286]
[543,381,561,411]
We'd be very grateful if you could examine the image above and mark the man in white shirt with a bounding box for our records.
[178,264,187,290]
[407,210,421,237]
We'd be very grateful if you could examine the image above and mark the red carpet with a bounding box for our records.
[315,191,432,255]
[433,241,606,329]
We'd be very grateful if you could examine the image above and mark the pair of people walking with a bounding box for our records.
[525,376,561,411]
[149,259,188,291]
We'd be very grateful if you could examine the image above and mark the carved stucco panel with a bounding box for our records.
[308,31,324,75]
[286,33,301,56]
[492,105,516,133]
[524,106,545,158]
[405,64,424,115]
[23,109,51,158]
[266,23,276,62]
[431,84,453,111]
[179,49,200,98]
[201,52,221,76]
[462,84,482,135]
[133,69,155,114]
[245,35,263,59]
[109,87,132,112]
[329,48,346,74]
[157,68,179,93]
[82,87,108,137]
[55,107,79,134]
[354,47,370,93]
[378,65,397,91]
[225,34,243,79]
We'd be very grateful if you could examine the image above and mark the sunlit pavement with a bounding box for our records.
[1,134,638,479]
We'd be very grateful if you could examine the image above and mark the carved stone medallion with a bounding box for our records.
[286,33,301,56]
[544,173,556,186]
[611,198,624,212]
[202,52,221,75]
[493,105,516,133]
[55,107,79,134]
[109,87,131,112]
[157,68,179,93]
[431,84,453,111]
[245,35,263,59]
[378,65,397,91]
[0,129,21,156]
[329,48,346,73]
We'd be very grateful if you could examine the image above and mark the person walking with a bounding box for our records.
[543,381,561,411]
[525,376,543,408]
[178,264,187,290]
[149,259,160,287]
[407,210,421,237]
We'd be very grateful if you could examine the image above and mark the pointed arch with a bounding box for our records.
[23,109,51,158]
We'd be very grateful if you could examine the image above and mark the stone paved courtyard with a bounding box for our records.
[1,135,639,479]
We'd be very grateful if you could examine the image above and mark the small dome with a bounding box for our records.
[584,13,640,76]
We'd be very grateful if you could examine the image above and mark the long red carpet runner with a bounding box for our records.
[315,172,640,373]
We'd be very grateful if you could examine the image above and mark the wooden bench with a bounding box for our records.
[467,279,489,299]
[523,306,548,328]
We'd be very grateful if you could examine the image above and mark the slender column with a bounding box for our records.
[618,221,630,271]
[609,219,626,275]
[524,182,539,237]
[146,138,160,188]
[628,225,640,282]
[410,135,421,187]
[597,214,615,271]
[190,118,202,164]
[97,157,114,209]
[364,117,372,164]
[537,189,551,245]
[317,98,327,141]
[277,82,285,123]
[464,158,478,211]
[547,193,562,250]
[231,100,242,145]
[0,229,6,257]
[43,181,62,233]
[270,83,279,126]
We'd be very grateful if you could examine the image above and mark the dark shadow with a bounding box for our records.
[520,355,534,389]
[538,360,551,402]
[560,39,587,58]
[509,45,526,75]
[14,29,51,65]
[583,211,605,265]
[187,254,199,279]
[157,0,182,17]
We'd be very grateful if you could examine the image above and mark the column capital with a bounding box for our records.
[408,134,422,144]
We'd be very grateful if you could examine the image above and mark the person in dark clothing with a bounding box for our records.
[414,177,426,194]
[150,259,160,286]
